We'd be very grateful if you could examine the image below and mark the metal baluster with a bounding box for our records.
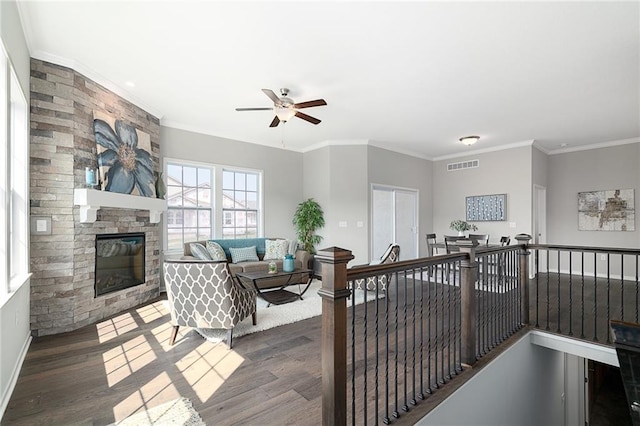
[593,253,598,342]
[393,271,399,420]
[426,265,432,395]
[621,256,624,322]
[535,249,540,328]
[557,250,561,333]
[350,281,357,426]
[581,252,585,339]
[418,267,425,400]
[568,252,573,336]
[363,281,368,423]
[545,250,550,331]
[383,273,390,425]
[375,276,380,425]
[411,269,417,406]
[402,272,409,413]
[636,255,639,324]
[606,254,611,344]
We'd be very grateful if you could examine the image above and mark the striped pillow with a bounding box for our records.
[229,246,259,263]
[189,243,212,260]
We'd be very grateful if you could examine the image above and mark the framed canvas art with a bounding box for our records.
[578,189,634,231]
[93,111,156,198]
[466,194,507,221]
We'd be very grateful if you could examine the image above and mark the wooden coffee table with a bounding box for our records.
[235,269,313,306]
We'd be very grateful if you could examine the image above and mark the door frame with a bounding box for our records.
[533,184,547,276]
[370,184,419,260]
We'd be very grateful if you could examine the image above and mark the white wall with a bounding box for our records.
[433,146,533,243]
[547,143,640,248]
[1,0,31,417]
[161,126,304,241]
[418,334,565,426]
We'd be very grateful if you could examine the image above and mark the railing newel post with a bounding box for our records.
[515,234,532,326]
[317,246,354,426]
[458,239,478,366]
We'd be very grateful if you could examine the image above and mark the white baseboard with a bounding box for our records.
[0,334,32,421]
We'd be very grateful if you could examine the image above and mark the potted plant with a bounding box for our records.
[449,219,478,236]
[292,198,325,255]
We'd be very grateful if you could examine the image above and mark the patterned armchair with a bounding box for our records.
[352,244,400,291]
[163,259,257,348]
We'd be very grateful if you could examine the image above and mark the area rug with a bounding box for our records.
[194,280,382,344]
[109,397,204,426]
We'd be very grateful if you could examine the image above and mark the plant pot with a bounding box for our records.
[458,231,465,237]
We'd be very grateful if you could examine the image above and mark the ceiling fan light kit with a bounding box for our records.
[459,136,480,146]
[236,87,327,127]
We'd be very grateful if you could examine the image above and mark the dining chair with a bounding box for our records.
[469,233,490,246]
[425,233,437,256]
[443,235,461,254]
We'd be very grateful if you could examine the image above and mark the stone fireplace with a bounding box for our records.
[29,59,163,336]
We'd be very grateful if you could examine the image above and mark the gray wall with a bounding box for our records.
[433,146,533,243]
[367,146,433,258]
[547,143,640,248]
[0,0,31,416]
[418,334,565,426]
[161,126,304,244]
[302,146,330,253]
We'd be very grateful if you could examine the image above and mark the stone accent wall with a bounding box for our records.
[30,59,161,336]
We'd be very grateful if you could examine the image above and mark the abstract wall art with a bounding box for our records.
[578,189,634,231]
[93,111,156,198]
[465,194,507,221]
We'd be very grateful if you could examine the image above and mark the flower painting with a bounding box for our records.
[93,112,156,198]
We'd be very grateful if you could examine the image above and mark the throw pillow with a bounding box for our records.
[206,241,227,261]
[264,239,288,260]
[190,243,213,260]
[287,239,298,255]
[229,246,259,263]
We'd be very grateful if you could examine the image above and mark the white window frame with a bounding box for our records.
[221,168,261,239]
[163,158,264,255]
[1,40,30,302]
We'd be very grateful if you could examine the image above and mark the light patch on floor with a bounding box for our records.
[176,342,245,403]
[103,335,157,387]
[112,371,181,422]
[97,312,138,343]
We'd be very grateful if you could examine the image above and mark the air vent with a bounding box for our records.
[447,159,479,171]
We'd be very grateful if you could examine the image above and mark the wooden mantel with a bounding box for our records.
[73,188,167,223]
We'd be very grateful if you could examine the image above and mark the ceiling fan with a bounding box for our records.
[235,88,327,127]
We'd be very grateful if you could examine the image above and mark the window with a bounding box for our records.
[163,160,262,252]
[222,169,259,239]
[166,163,213,251]
[1,42,29,297]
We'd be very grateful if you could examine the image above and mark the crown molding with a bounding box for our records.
[546,137,640,155]
[532,140,551,155]
[432,140,534,161]
[30,50,163,119]
[301,139,432,161]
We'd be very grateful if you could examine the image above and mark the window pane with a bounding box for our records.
[245,228,258,239]
[167,228,184,251]
[246,174,257,191]
[197,228,211,241]
[0,49,7,290]
[234,173,245,190]
[198,210,211,227]
[246,192,257,209]
[167,164,182,182]
[197,187,211,207]
[183,229,198,244]
[223,170,234,189]
[182,187,197,207]
[167,186,182,206]
[183,210,197,227]
[198,168,211,186]
[222,190,235,208]
[183,167,197,186]
[234,191,246,206]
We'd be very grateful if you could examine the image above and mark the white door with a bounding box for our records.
[533,185,547,274]
[372,186,418,261]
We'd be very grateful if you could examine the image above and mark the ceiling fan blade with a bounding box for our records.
[235,107,273,111]
[262,89,282,106]
[269,116,280,127]
[294,111,321,125]
[293,99,327,109]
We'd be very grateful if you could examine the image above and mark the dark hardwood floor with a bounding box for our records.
[3,270,629,425]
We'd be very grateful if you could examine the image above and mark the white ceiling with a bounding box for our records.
[17,1,640,159]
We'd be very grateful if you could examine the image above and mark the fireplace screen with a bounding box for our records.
[95,232,145,297]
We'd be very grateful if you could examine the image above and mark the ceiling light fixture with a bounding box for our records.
[275,105,296,122]
[459,136,480,146]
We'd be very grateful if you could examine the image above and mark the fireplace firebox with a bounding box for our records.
[95,232,145,297]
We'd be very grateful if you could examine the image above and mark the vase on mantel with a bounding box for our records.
[155,172,166,199]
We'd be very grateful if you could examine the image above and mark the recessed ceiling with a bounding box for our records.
[17,1,640,158]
